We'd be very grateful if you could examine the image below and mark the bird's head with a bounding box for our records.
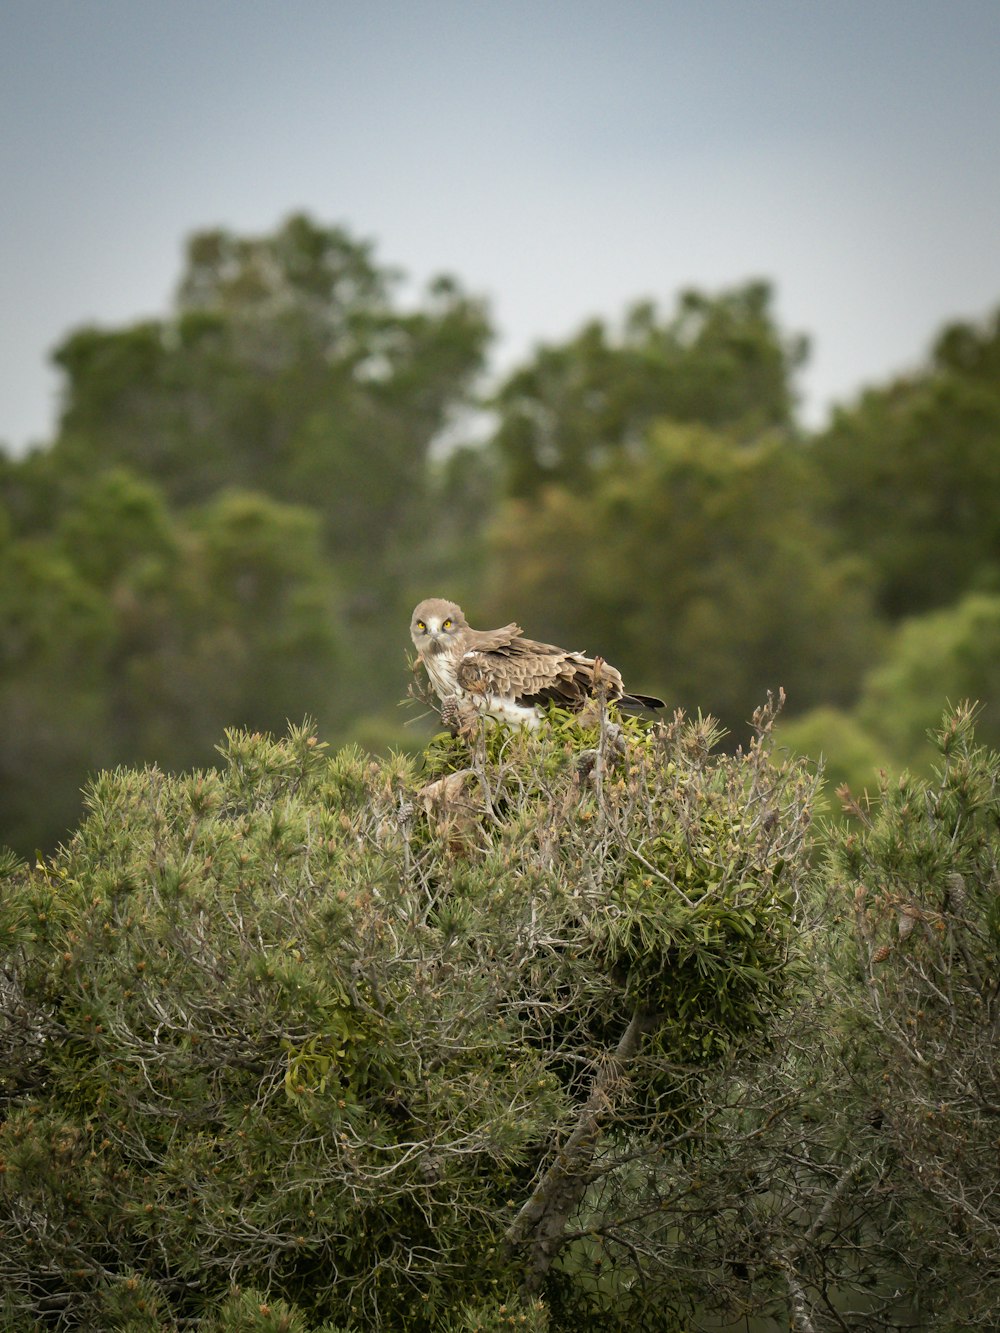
[410,598,468,655]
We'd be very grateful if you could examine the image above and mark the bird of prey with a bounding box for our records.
[410,597,663,728]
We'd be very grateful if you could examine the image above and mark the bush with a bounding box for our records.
[824,705,1000,1326]
[0,707,815,1329]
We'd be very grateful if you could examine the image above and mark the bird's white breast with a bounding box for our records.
[423,643,542,729]
[423,650,460,700]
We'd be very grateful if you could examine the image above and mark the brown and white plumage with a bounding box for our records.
[410,597,663,728]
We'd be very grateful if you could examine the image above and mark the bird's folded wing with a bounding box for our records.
[457,639,620,708]
[462,622,523,652]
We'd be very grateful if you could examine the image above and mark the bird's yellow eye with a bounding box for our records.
[416,620,426,632]
[442,618,452,630]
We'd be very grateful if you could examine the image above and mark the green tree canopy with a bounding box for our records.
[0,523,112,852]
[855,592,1000,767]
[0,470,341,855]
[50,214,492,567]
[491,280,808,498]
[484,424,878,735]
[814,303,1000,620]
[0,216,494,852]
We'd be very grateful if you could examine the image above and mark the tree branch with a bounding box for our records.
[505,1003,652,1298]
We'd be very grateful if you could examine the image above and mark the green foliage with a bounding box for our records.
[856,592,1000,768]
[485,425,879,736]
[821,705,1000,1325]
[7,220,1000,857]
[777,705,892,819]
[0,710,814,1329]
[0,214,496,853]
[815,304,1000,620]
[4,213,1000,1330]
[491,280,807,498]
[0,514,115,850]
[51,214,491,568]
[53,467,179,589]
[0,466,342,853]
[448,1296,549,1332]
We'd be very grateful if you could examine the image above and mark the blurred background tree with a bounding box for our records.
[491,279,807,499]
[0,467,342,852]
[484,422,878,736]
[814,309,1000,620]
[52,214,492,569]
[0,216,491,849]
[2,213,1000,852]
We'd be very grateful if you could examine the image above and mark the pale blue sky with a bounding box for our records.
[3,0,1000,450]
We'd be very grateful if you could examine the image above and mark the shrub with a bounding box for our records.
[0,706,815,1329]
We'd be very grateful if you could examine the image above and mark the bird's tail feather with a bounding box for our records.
[619,692,665,711]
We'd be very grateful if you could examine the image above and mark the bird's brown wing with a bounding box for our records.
[456,635,627,711]
[463,623,524,652]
